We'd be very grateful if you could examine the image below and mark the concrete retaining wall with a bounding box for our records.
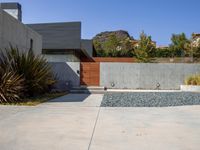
[100,63,200,89]
[49,62,80,90]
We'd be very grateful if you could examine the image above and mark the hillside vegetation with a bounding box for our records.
[93,31,200,62]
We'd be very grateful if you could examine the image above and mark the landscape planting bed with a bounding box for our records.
[101,92,200,107]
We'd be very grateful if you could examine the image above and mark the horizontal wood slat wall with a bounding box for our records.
[80,62,100,86]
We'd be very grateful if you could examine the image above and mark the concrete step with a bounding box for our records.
[70,86,106,94]
[69,89,106,94]
[71,86,105,90]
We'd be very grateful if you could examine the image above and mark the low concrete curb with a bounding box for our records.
[107,89,181,92]
[180,85,200,92]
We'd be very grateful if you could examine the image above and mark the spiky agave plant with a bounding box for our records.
[0,47,56,97]
[0,66,24,103]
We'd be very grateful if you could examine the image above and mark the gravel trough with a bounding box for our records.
[101,92,200,107]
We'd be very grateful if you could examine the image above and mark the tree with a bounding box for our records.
[103,34,120,57]
[169,33,190,57]
[134,32,156,62]
[119,37,134,57]
[154,47,171,57]
[192,45,200,58]
[93,40,106,57]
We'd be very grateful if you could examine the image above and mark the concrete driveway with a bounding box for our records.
[0,94,200,150]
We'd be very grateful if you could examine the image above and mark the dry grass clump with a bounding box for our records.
[185,75,200,85]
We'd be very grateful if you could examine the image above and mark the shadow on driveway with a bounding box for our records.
[48,94,91,103]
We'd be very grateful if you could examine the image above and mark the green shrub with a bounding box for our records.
[153,47,172,57]
[185,75,200,85]
[0,47,56,97]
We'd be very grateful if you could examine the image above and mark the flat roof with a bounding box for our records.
[0,2,21,9]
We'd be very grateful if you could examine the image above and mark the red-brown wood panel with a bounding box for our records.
[80,62,100,86]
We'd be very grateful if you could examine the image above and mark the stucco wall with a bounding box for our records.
[49,62,80,90]
[100,63,200,89]
[0,8,42,55]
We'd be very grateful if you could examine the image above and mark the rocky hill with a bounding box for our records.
[93,30,134,57]
[93,30,133,42]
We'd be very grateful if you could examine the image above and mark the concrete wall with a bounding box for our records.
[0,8,42,55]
[43,54,80,62]
[49,62,80,89]
[100,63,200,89]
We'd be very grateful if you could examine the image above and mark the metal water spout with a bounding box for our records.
[156,82,160,90]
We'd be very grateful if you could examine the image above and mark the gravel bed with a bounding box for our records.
[101,92,200,107]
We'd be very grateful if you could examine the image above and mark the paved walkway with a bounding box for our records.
[0,94,200,150]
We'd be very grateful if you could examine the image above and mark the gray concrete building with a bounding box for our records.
[27,22,93,88]
[0,2,93,89]
[27,22,93,62]
[0,3,42,55]
[0,2,93,61]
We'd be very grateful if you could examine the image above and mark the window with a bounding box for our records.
[30,39,33,51]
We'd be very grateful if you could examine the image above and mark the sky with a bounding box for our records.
[1,0,200,46]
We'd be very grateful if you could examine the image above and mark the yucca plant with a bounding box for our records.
[0,67,24,103]
[0,47,56,97]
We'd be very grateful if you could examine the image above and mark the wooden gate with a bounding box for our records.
[80,62,100,86]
